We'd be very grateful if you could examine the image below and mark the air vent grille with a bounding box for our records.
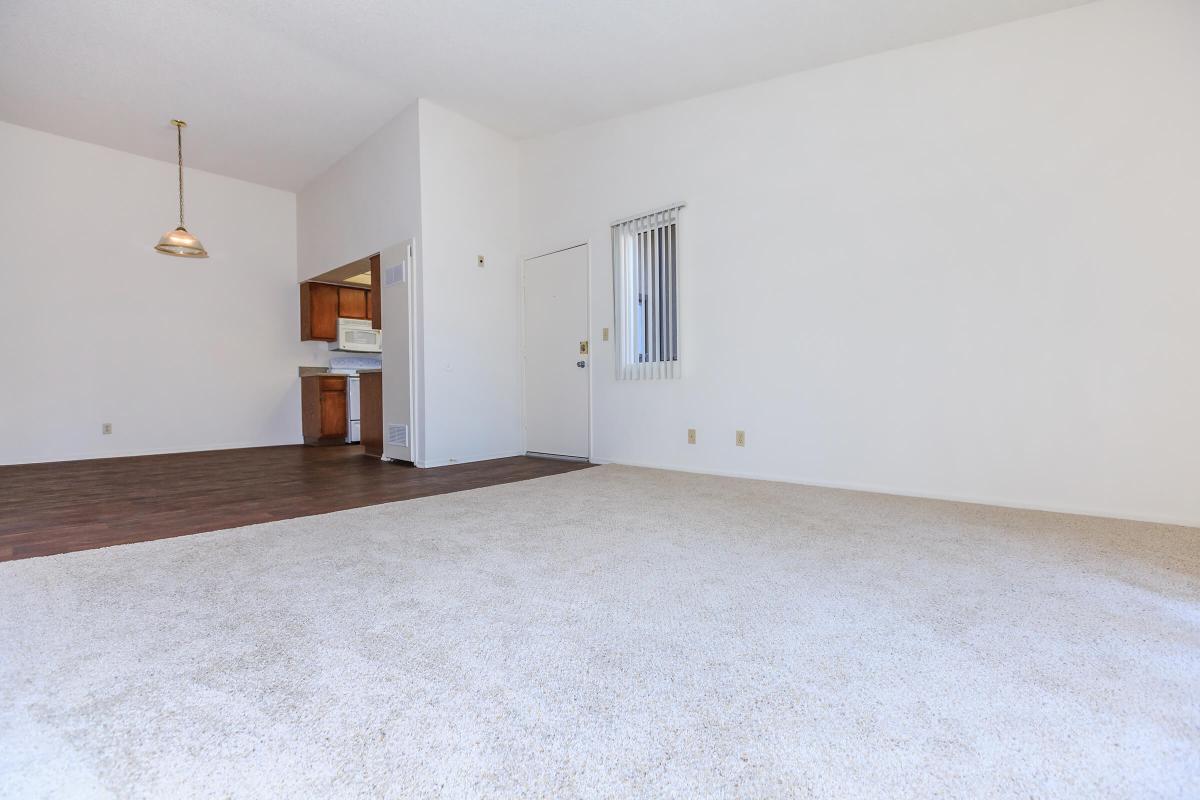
[383,264,406,287]
[387,424,409,447]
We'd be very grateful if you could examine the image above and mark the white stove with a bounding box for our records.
[328,356,381,444]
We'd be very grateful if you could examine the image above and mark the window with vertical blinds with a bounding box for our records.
[611,204,683,380]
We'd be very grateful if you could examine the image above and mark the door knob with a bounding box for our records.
[576,360,586,368]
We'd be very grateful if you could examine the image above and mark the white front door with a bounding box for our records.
[524,245,589,459]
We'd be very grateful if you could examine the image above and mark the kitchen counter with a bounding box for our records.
[298,364,383,377]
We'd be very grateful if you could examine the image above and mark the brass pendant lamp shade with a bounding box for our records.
[155,120,208,258]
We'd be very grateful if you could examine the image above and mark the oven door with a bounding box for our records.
[346,377,361,442]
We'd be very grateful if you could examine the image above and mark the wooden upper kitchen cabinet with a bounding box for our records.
[300,282,339,341]
[337,286,368,320]
[302,375,347,444]
[300,282,373,341]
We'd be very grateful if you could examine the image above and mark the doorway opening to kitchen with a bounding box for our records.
[297,240,418,465]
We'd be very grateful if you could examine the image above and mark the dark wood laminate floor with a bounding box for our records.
[0,446,592,562]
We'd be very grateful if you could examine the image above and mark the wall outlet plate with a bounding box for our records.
[687,428,696,445]
[102,423,112,435]
[736,430,745,447]
[602,327,609,341]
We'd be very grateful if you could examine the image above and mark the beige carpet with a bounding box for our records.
[1,465,1197,799]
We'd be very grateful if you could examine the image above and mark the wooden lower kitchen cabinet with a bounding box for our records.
[359,370,384,458]
[301,375,347,445]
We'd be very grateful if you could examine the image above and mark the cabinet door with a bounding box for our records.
[338,287,368,320]
[309,283,340,340]
[320,389,347,438]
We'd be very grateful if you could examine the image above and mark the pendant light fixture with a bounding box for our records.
[154,119,208,258]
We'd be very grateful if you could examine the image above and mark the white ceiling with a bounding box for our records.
[0,0,1092,191]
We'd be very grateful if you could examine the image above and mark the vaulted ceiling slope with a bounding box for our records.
[0,0,1092,190]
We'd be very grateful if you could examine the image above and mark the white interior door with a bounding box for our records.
[524,245,589,459]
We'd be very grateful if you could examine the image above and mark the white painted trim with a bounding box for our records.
[584,242,595,463]
[418,449,527,469]
[406,238,423,467]
[520,230,593,265]
[1,439,303,467]
[591,458,1200,529]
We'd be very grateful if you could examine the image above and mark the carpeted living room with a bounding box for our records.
[2,0,1198,798]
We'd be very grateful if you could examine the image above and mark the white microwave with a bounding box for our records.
[330,318,382,353]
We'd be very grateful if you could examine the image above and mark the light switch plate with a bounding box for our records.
[687,428,696,445]
[477,255,485,268]
[602,327,609,341]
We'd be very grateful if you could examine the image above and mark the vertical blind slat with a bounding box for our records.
[666,218,675,377]
[673,211,680,378]
[663,211,670,378]
[644,220,652,380]
[636,223,644,381]
[663,215,670,379]
[631,223,638,380]
[650,217,659,380]
[624,222,633,380]
[672,220,679,376]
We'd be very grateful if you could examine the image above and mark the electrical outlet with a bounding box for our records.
[687,428,696,445]
[602,327,609,341]
[102,423,113,435]
[735,430,745,447]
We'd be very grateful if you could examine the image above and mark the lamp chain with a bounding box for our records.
[176,123,185,229]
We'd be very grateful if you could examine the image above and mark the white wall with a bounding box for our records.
[296,103,423,461]
[519,0,1200,526]
[296,105,422,284]
[417,101,524,466]
[0,121,321,464]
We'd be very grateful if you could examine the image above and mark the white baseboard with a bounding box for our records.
[1,438,303,466]
[416,450,527,469]
[591,457,1199,529]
